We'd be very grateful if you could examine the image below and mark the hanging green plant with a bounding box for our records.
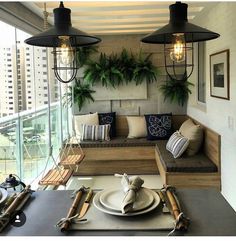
[159,78,194,106]
[63,78,95,111]
[119,49,136,84]
[84,53,124,88]
[76,45,98,67]
[132,51,158,85]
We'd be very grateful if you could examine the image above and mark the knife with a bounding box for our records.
[78,189,93,219]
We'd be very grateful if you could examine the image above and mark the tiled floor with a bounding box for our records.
[61,174,163,190]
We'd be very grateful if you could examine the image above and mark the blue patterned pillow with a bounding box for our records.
[144,113,172,140]
[98,112,116,138]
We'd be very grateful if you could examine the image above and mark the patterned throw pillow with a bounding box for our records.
[81,124,111,141]
[98,112,116,138]
[166,131,189,158]
[144,113,172,140]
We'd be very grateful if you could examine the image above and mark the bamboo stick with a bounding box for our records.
[60,190,83,232]
[0,185,33,232]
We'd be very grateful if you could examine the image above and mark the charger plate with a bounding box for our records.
[99,187,154,212]
[93,189,160,216]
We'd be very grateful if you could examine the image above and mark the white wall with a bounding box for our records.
[188,2,236,211]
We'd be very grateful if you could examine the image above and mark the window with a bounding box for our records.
[197,42,206,104]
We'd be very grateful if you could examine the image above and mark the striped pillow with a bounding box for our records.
[166,131,189,158]
[81,124,111,141]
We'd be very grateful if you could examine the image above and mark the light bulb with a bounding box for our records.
[57,36,75,65]
[170,33,185,63]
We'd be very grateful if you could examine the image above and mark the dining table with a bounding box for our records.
[1,188,236,236]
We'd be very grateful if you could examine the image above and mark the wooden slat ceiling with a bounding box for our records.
[23,1,211,35]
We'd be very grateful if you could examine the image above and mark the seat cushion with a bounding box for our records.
[156,141,217,173]
[79,137,160,148]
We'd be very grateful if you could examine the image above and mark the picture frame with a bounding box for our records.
[210,49,230,100]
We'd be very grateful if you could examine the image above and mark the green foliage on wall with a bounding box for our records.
[63,78,95,111]
[159,78,194,106]
[83,49,158,88]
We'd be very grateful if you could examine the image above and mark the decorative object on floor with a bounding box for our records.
[0,185,34,232]
[210,49,230,100]
[166,131,189,158]
[63,78,95,111]
[144,113,172,140]
[0,174,26,191]
[141,1,220,81]
[159,77,194,106]
[24,2,101,83]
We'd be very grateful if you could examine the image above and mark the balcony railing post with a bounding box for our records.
[15,116,24,181]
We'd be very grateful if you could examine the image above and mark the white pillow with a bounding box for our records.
[74,113,99,137]
[126,116,147,138]
[81,124,110,141]
[166,131,189,158]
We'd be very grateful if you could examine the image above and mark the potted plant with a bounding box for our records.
[132,51,158,85]
[63,78,95,111]
[159,78,194,106]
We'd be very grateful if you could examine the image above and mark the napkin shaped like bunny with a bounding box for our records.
[115,173,144,214]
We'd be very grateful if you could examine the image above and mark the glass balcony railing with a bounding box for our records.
[0,102,68,189]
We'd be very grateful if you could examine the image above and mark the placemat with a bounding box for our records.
[70,191,175,231]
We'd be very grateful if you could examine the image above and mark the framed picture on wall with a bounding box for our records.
[210,49,230,100]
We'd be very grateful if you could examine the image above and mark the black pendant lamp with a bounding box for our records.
[141,1,220,81]
[25,2,101,83]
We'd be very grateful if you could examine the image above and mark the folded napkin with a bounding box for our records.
[115,173,144,214]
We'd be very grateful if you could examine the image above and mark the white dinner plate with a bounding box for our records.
[99,187,154,212]
[93,189,160,216]
[0,188,8,205]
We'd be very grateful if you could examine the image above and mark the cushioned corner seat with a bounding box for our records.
[80,137,160,148]
[156,141,218,173]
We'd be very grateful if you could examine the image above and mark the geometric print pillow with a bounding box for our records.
[98,112,116,138]
[166,131,189,158]
[144,113,172,140]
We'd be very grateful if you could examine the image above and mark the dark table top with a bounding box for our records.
[1,188,236,236]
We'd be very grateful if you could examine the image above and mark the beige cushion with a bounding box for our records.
[127,116,147,138]
[74,113,99,137]
[179,119,203,156]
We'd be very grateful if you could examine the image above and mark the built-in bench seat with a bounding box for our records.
[156,141,218,173]
[155,118,221,190]
[80,137,160,148]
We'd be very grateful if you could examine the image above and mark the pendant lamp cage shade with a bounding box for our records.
[25,1,101,83]
[141,1,220,81]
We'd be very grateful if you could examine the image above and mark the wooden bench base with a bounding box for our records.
[74,146,159,175]
[155,149,221,190]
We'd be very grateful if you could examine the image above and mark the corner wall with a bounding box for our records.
[74,34,186,116]
[187,2,236,210]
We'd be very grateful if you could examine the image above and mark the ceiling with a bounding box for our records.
[23,1,216,36]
